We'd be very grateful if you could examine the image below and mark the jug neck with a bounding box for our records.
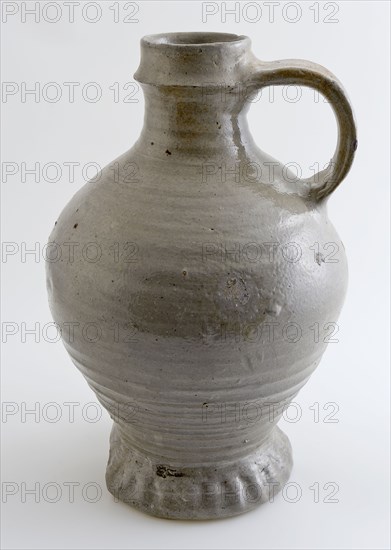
[134,33,256,159]
[136,84,254,159]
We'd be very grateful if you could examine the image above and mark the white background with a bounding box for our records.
[1,1,390,549]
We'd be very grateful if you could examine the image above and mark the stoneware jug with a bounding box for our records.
[46,32,357,519]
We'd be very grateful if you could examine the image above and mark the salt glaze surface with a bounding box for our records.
[46,33,357,519]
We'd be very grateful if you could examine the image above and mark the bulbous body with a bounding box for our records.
[46,33,356,519]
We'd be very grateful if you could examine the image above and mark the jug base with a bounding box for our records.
[105,424,293,519]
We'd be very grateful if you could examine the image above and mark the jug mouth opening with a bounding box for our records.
[142,32,249,48]
[135,32,252,88]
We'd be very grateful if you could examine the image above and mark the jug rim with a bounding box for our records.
[141,32,250,49]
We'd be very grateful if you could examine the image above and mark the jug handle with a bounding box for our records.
[248,59,357,201]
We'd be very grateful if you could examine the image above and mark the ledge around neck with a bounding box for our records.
[134,32,254,87]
